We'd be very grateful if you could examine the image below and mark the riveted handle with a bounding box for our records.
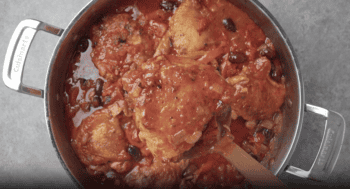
[285,104,346,181]
[2,19,64,98]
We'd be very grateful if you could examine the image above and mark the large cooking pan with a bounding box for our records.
[3,0,346,187]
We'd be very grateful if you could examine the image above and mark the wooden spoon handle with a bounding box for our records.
[212,134,287,188]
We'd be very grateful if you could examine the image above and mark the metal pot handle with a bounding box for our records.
[285,104,346,181]
[2,19,64,98]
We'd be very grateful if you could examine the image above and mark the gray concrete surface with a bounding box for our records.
[0,0,349,188]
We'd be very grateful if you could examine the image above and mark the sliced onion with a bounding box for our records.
[245,120,257,130]
[226,75,249,85]
[172,129,187,145]
[185,131,202,144]
[259,120,274,130]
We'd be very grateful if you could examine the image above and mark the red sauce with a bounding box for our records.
[64,0,286,188]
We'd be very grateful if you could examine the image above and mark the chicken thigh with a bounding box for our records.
[227,57,286,121]
[122,56,233,159]
[72,109,131,165]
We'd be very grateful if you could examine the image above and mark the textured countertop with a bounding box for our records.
[1,0,349,188]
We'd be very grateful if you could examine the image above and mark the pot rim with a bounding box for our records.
[44,0,304,187]
[44,1,100,187]
[247,0,305,176]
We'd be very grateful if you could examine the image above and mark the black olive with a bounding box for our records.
[160,0,178,11]
[261,128,274,144]
[92,96,101,108]
[270,62,278,81]
[95,78,104,96]
[270,59,283,83]
[270,61,276,75]
[258,44,276,60]
[118,37,126,43]
[138,82,145,89]
[228,52,247,64]
[77,37,89,52]
[128,145,141,162]
[223,18,237,32]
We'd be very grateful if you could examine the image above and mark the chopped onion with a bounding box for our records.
[245,120,257,130]
[185,131,202,144]
[259,120,274,130]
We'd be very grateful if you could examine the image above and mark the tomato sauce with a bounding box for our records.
[64,0,286,188]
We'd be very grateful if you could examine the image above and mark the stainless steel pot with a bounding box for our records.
[3,0,346,187]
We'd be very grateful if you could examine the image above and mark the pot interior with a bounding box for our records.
[45,0,304,187]
[227,0,304,175]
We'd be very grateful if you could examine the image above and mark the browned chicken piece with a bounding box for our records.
[90,13,157,80]
[72,109,131,165]
[122,56,233,160]
[124,159,189,188]
[154,0,222,57]
[64,0,289,187]
[227,57,286,121]
[167,0,218,55]
[154,0,266,62]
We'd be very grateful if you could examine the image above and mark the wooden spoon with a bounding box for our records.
[214,105,287,188]
[212,132,287,188]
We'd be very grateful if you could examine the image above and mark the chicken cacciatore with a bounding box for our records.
[64,0,286,187]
